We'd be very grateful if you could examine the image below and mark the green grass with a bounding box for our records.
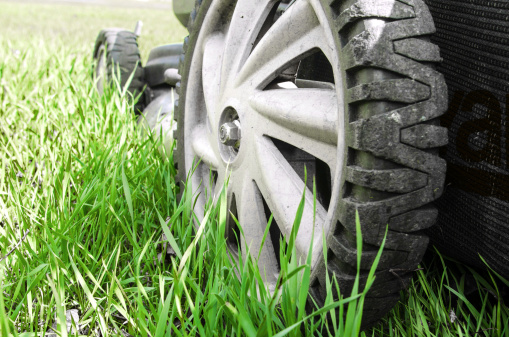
[0,4,378,335]
[373,252,509,337]
[0,35,381,335]
[1,1,508,336]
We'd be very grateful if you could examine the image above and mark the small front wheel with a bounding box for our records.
[93,29,145,113]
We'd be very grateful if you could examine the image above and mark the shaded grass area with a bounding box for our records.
[374,252,509,337]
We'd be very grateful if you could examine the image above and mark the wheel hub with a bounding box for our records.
[219,121,241,146]
[218,107,242,162]
[180,0,344,291]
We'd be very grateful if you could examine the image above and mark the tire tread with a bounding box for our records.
[93,29,146,112]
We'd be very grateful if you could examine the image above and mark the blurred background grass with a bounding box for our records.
[0,0,188,60]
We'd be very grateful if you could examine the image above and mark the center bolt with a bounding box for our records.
[219,120,242,147]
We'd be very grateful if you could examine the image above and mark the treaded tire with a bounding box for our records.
[93,29,146,113]
[175,0,448,328]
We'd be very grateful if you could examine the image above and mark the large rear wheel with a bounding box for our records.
[175,0,448,327]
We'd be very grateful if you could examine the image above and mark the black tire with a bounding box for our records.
[175,0,448,328]
[93,29,146,113]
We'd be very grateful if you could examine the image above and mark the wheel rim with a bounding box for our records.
[95,45,106,94]
[182,0,345,290]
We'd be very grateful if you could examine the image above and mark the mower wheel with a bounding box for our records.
[175,0,448,328]
[93,29,145,112]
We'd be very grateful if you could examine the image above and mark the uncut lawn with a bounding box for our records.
[0,25,379,335]
[1,1,509,336]
[1,2,375,336]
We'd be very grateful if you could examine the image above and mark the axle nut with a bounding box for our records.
[220,121,241,146]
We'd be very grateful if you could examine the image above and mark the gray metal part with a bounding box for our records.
[172,0,194,28]
[164,68,181,87]
[138,90,177,156]
[144,44,184,87]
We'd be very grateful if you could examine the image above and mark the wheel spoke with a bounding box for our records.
[191,125,221,170]
[220,0,279,90]
[249,88,339,145]
[253,136,327,266]
[202,33,225,129]
[235,0,327,89]
[237,179,279,284]
[249,89,338,174]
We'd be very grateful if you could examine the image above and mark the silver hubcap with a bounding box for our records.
[95,46,106,94]
[182,0,345,291]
